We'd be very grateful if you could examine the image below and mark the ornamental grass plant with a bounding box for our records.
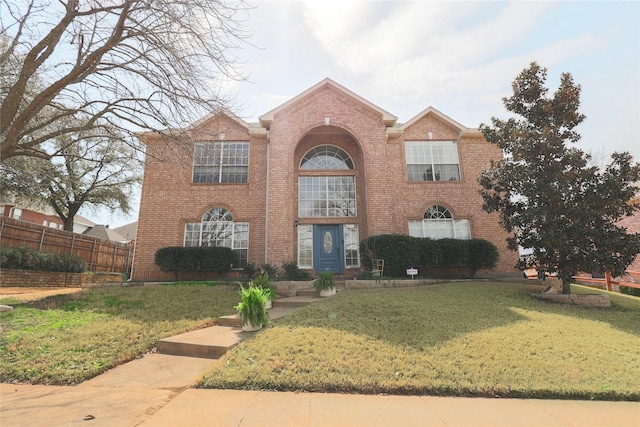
[200,282,640,401]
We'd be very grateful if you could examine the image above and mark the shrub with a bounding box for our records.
[260,263,278,279]
[154,246,234,278]
[619,285,640,297]
[282,261,311,281]
[0,246,86,273]
[359,235,499,278]
[242,263,258,279]
[468,238,499,275]
[360,234,422,277]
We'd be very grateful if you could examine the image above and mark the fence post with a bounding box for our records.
[111,243,118,272]
[90,240,96,270]
[70,234,75,255]
[39,228,46,252]
[605,270,612,292]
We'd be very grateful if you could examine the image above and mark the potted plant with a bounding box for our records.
[251,275,276,309]
[314,271,336,297]
[235,285,269,332]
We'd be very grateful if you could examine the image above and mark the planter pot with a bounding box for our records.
[242,321,262,332]
[265,299,273,310]
[371,269,381,278]
[319,287,336,297]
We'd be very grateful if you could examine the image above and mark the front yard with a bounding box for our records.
[199,282,640,400]
[1,281,638,400]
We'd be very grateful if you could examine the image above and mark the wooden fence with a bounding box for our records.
[0,217,133,276]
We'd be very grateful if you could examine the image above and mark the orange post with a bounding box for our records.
[605,270,613,292]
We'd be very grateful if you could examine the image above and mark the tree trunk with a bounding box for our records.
[560,276,572,294]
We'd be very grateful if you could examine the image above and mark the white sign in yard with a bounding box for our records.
[406,268,418,278]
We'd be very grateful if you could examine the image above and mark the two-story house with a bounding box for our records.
[132,78,518,280]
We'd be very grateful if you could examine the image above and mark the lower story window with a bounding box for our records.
[184,208,248,268]
[408,205,470,239]
[344,224,359,268]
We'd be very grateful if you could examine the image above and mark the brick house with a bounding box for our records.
[132,78,519,280]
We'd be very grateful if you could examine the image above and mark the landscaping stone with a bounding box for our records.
[0,305,14,312]
[533,293,611,308]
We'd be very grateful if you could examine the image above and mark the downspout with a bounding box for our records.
[264,129,270,264]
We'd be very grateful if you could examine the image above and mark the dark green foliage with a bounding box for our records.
[242,263,258,279]
[360,235,499,278]
[619,286,640,297]
[0,246,86,272]
[282,261,312,281]
[479,62,640,294]
[260,263,278,279]
[437,239,468,267]
[468,239,500,275]
[154,246,234,277]
[360,234,422,276]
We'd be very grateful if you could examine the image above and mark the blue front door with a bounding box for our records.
[314,225,343,274]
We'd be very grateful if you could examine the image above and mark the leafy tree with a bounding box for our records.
[0,126,141,231]
[479,62,640,294]
[0,0,249,160]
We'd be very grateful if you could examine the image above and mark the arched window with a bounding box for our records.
[300,145,354,170]
[184,208,249,267]
[408,205,470,239]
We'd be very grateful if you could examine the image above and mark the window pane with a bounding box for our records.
[301,145,354,170]
[344,224,359,268]
[454,219,471,240]
[408,220,423,238]
[193,142,248,183]
[297,225,313,268]
[424,219,455,239]
[299,176,356,218]
[184,223,201,246]
[405,141,460,182]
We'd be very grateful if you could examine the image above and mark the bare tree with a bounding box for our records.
[0,0,250,160]
[1,124,142,231]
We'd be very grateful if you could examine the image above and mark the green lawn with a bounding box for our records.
[0,283,240,385]
[199,282,640,401]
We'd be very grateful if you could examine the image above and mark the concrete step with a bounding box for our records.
[272,295,319,307]
[157,326,244,359]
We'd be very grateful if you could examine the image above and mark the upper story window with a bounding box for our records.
[193,141,249,183]
[300,145,354,170]
[408,205,470,240]
[405,141,460,182]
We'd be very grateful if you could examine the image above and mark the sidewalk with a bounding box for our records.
[1,293,639,427]
[2,351,638,427]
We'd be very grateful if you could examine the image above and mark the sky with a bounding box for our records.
[92,0,640,228]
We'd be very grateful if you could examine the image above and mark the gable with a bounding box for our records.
[388,107,483,142]
[259,78,397,129]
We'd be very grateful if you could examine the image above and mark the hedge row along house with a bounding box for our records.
[132,78,519,280]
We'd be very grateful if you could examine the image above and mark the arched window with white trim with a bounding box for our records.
[184,207,249,267]
[408,205,470,239]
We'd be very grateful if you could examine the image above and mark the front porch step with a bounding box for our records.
[272,295,319,308]
[157,325,244,359]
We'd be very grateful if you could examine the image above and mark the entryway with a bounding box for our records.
[313,224,343,274]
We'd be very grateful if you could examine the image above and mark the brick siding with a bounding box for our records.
[132,80,520,280]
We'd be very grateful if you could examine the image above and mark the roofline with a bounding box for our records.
[259,78,398,128]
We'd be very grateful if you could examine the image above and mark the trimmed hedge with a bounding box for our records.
[154,246,234,278]
[619,285,640,297]
[360,235,499,278]
[0,246,86,273]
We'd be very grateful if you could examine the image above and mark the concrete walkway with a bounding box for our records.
[1,294,639,427]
